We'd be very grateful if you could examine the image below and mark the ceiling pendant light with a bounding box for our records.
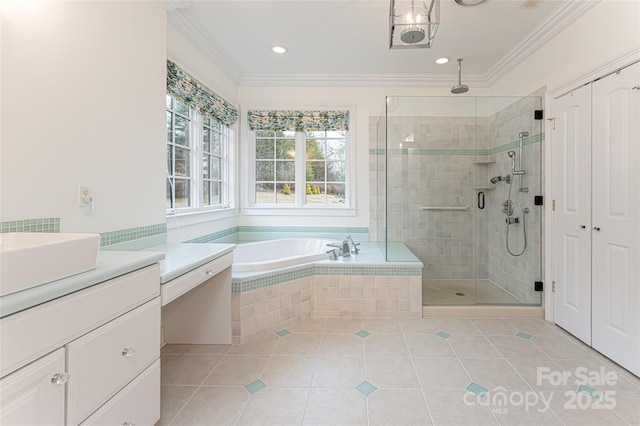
[454,0,488,6]
[389,0,440,49]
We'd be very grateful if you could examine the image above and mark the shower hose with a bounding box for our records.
[506,177,527,257]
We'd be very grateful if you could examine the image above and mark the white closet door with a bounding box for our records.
[552,84,592,344]
[592,62,640,376]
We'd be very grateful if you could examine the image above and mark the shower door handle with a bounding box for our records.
[477,192,485,209]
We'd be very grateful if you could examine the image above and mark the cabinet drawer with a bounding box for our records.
[1,264,160,378]
[67,297,160,425]
[80,359,160,426]
[0,348,66,426]
[161,252,233,305]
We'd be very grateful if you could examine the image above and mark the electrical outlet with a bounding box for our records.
[78,185,92,207]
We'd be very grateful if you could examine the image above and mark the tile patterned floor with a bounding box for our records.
[158,318,640,426]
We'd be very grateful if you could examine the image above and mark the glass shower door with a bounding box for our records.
[474,96,543,306]
[385,96,479,305]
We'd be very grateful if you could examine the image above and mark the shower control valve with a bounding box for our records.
[506,217,520,225]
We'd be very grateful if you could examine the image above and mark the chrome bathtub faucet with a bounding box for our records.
[327,243,348,260]
[326,248,339,260]
[346,234,360,255]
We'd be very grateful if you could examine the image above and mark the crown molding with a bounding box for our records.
[484,0,600,86]
[167,0,600,88]
[167,10,244,85]
[239,73,488,87]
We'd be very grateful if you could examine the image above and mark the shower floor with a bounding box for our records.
[422,279,522,306]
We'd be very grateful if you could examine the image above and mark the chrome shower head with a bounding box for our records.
[490,176,501,184]
[451,58,469,94]
[507,150,516,158]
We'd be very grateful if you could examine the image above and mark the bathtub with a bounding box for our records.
[232,238,335,272]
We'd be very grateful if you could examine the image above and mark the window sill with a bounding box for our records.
[240,207,357,216]
[166,207,238,229]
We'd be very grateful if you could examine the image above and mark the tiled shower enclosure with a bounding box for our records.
[370,96,543,306]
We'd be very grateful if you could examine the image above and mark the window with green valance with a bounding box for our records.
[247,110,350,132]
[166,60,238,126]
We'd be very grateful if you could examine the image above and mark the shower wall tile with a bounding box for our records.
[370,97,543,305]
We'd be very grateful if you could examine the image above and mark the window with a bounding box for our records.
[305,130,347,205]
[245,108,354,213]
[255,130,297,204]
[166,95,232,213]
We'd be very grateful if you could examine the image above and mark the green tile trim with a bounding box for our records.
[516,331,532,340]
[186,226,369,244]
[355,330,371,338]
[314,266,422,276]
[0,217,60,234]
[186,226,240,243]
[368,133,544,156]
[355,381,377,396]
[275,329,290,337]
[577,384,601,398]
[232,264,422,293]
[436,331,451,339]
[466,382,489,397]
[232,267,315,293]
[239,226,369,234]
[100,223,166,247]
[245,379,267,394]
[484,133,544,155]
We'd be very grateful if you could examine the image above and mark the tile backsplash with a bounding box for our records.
[0,218,60,233]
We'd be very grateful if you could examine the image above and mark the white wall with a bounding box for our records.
[0,1,167,233]
[489,0,640,95]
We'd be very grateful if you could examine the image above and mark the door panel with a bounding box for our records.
[592,62,640,376]
[552,84,592,344]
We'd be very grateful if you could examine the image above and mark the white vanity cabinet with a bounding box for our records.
[0,261,162,426]
[0,348,67,425]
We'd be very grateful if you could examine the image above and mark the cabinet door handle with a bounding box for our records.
[123,422,136,426]
[593,227,601,231]
[205,269,215,276]
[579,225,586,229]
[122,347,136,357]
[51,373,70,385]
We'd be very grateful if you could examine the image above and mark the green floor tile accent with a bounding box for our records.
[355,381,377,396]
[275,329,290,337]
[516,331,532,340]
[245,379,267,394]
[355,330,371,338]
[436,331,451,339]
[578,384,601,398]
[466,382,489,396]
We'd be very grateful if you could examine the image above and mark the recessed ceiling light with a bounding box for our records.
[272,46,287,54]
[435,57,450,64]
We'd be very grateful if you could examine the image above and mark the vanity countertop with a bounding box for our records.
[0,250,165,319]
[144,243,235,284]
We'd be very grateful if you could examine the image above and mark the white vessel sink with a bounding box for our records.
[0,233,100,296]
